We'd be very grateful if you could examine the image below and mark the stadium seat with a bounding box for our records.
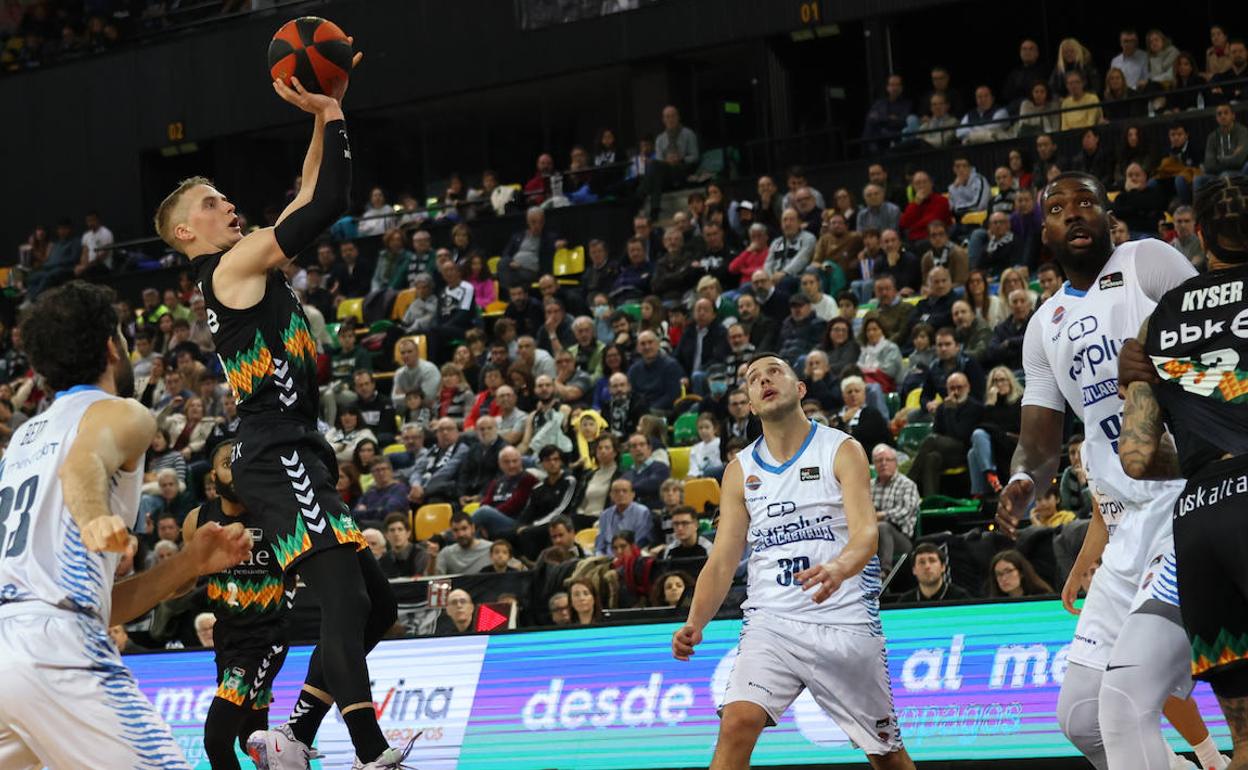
[462,502,480,515]
[393,335,427,365]
[620,302,642,320]
[391,287,418,321]
[960,211,987,227]
[618,453,634,471]
[885,391,901,417]
[898,423,933,453]
[672,411,699,445]
[414,503,453,541]
[684,477,720,514]
[575,527,598,552]
[483,299,508,317]
[488,256,501,274]
[337,297,364,323]
[903,388,923,411]
[553,246,585,277]
[668,446,690,479]
[382,443,404,455]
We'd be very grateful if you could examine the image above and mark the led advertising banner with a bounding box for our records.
[127,600,1230,768]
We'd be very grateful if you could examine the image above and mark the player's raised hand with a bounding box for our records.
[796,560,846,604]
[995,475,1034,540]
[273,38,363,113]
[672,624,702,661]
[186,521,253,575]
[81,515,131,553]
[1117,338,1159,398]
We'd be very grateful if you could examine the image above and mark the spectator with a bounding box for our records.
[919,220,968,286]
[1112,162,1167,238]
[389,422,429,474]
[376,513,426,577]
[623,432,671,511]
[1146,29,1180,89]
[1059,71,1102,131]
[547,591,574,626]
[872,275,915,346]
[567,315,606,378]
[358,187,396,237]
[1032,488,1076,528]
[1197,104,1248,190]
[786,185,824,235]
[194,613,216,649]
[1101,67,1144,123]
[870,445,919,572]
[538,298,575,356]
[988,550,1054,598]
[1032,134,1062,186]
[1017,81,1061,136]
[434,363,474,427]
[816,315,858,377]
[507,446,579,558]
[908,266,957,341]
[909,372,984,496]
[764,208,817,287]
[626,330,684,413]
[1067,128,1115,189]
[513,374,569,458]
[904,92,960,150]
[1003,38,1047,107]
[979,212,1025,275]
[408,418,469,506]
[956,85,1010,145]
[947,156,991,221]
[813,212,863,276]
[480,540,521,574]
[1170,205,1204,264]
[1060,435,1093,519]
[1110,29,1150,89]
[595,478,655,555]
[856,184,901,235]
[685,413,723,480]
[747,270,790,325]
[160,396,217,463]
[778,294,826,367]
[896,543,973,603]
[675,298,728,381]
[442,588,476,634]
[77,210,114,277]
[1206,26,1233,78]
[858,316,904,393]
[969,365,1023,497]
[862,74,911,153]
[1209,38,1247,104]
[459,416,506,502]
[144,428,187,487]
[898,171,951,244]
[798,268,838,322]
[659,506,713,560]
[469,446,539,538]
[500,207,561,291]
[568,578,604,626]
[987,288,1033,370]
[802,350,841,412]
[352,370,398,446]
[1009,187,1044,269]
[1165,52,1208,113]
[600,371,644,439]
[828,376,891,454]
[434,513,493,575]
[873,229,922,296]
[734,292,779,354]
[920,328,986,411]
[350,457,408,526]
[26,219,77,301]
[390,337,440,410]
[727,223,770,286]
[1049,37,1101,97]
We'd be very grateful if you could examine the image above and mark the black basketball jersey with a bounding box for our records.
[1145,264,1248,477]
[194,251,320,426]
[198,497,289,633]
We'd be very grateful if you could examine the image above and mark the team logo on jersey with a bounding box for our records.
[1051,306,1066,324]
[1098,272,1124,290]
[744,474,762,491]
[800,467,821,481]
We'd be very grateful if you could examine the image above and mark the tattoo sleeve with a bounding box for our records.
[1120,380,1181,480]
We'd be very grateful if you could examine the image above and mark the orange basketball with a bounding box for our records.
[267,17,352,96]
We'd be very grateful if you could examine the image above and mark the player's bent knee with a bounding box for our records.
[718,701,769,742]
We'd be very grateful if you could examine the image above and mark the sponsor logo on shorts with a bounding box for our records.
[1098,272,1124,290]
[799,467,821,482]
[747,681,775,696]
[744,475,762,491]
[1177,473,1248,517]
[1073,633,1098,647]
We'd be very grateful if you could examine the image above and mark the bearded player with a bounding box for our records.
[672,353,914,770]
[998,172,1226,770]
[1119,173,1248,770]
[152,52,405,769]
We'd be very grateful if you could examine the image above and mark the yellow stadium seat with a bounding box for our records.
[1107,190,1120,202]
[668,446,691,480]
[393,335,427,366]
[960,211,987,227]
[462,502,480,515]
[575,527,598,552]
[391,288,418,321]
[684,478,720,514]
[553,246,585,277]
[488,256,501,274]
[337,297,364,323]
[414,503,453,541]
[904,388,923,410]
[483,299,508,317]
[382,443,404,455]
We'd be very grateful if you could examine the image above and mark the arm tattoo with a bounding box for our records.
[1120,381,1181,480]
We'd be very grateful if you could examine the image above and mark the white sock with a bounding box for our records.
[1192,735,1222,769]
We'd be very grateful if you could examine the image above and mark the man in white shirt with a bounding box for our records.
[78,211,115,276]
[1109,29,1150,90]
[799,268,837,321]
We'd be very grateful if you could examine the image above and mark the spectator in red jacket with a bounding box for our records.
[898,171,952,243]
[469,447,540,538]
[524,153,556,205]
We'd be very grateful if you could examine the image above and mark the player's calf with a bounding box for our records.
[710,701,769,770]
[868,748,917,770]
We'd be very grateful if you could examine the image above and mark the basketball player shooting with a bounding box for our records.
[671,354,914,770]
[152,42,408,769]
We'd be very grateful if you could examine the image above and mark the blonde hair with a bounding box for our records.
[154,176,214,251]
[985,366,1022,406]
[1055,38,1092,74]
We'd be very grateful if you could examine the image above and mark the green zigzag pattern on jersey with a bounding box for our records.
[272,515,311,570]
[1190,627,1248,674]
[280,313,318,370]
[222,329,273,401]
[206,574,284,614]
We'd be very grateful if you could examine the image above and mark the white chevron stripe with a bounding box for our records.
[295,489,315,505]
[290,476,311,492]
[280,452,300,467]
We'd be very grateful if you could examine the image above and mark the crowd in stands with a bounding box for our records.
[8,22,1248,647]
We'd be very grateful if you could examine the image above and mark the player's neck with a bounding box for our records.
[221,498,244,517]
[759,408,813,462]
[1059,252,1111,292]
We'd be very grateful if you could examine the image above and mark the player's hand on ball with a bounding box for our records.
[796,561,845,604]
[188,521,254,575]
[672,624,702,661]
[1117,338,1159,397]
[81,515,130,553]
[994,475,1033,540]
[273,38,362,113]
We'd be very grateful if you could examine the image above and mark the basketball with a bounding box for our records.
[267,16,352,96]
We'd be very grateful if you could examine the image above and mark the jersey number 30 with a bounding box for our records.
[0,476,37,559]
[775,556,811,586]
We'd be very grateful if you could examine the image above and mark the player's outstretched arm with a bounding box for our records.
[796,438,876,603]
[60,399,157,553]
[672,459,748,661]
[994,404,1064,538]
[111,514,251,625]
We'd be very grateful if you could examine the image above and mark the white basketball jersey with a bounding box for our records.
[1022,239,1192,574]
[738,421,882,632]
[0,388,143,624]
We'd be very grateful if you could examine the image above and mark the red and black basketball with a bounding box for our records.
[267,17,352,96]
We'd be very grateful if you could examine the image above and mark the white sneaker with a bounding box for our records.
[1215,753,1233,770]
[246,725,319,770]
[1170,753,1198,770]
[351,734,420,769]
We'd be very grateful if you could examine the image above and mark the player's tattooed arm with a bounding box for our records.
[1120,380,1181,480]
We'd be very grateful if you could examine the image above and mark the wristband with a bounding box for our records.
[1008,471,1034,487]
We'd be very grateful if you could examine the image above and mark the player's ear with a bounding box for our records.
[796,379,807,401]
[173,220,195,244]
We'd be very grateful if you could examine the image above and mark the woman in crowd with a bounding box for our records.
[1165,51,1208,112]
[728,224,771,287]
[1049,37,1101,96]
[449,223,475,264]
[900,323,937,394]
[1111,162,1167,240]
[590,344,628,411]
[686,413,722,479]
[437,362,476,426]
[143,427,187,489]
[968,366,1023,497]
[452,346,480,395]
[1017,81,1060,136]
[1007,148,1033,190]
[573,409,609,470]
[819,316,860,377]
[637,413,671,466]
[858,315,903,393]
[576,435,623,526]
[352,439,380,491]
[507,366,536,412]
[963,269,1007,327]
[569,578,604,625]
[1206,25,1232,78]
[160,395,218,463]
[999,267,1037,308]
[327,405,378,463]
[988,550,1054,598]
[638,295,671,351]
[1146,29,1180,90]
[337,462,363,509]
[828,375,891,453]
[464,365,504,430]
[1113,125,1155,189]
[1101,67,1144,122]
[463,251,496,309]
[651,571,695,610]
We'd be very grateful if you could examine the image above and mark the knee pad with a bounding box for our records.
[1057,667,1105,756]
